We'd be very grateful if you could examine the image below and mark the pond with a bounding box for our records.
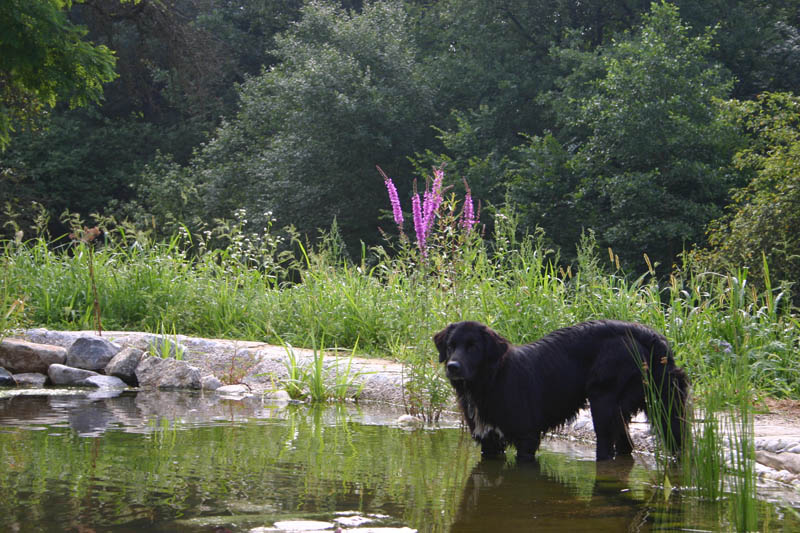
[0,389,798,532]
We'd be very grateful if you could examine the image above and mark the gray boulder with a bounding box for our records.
[0,339,67,373]
[105,347,144,386]
[201,374,223,391]
[48,364,99,385]
[0,367,16,387]
[66,337,121,370]
[75,375,128,389]
[135,355,201,389]
[12,372,47,387]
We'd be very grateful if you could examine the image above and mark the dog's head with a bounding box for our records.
[433,321,510,381]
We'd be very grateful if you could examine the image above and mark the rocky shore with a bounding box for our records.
[2,328,800,491]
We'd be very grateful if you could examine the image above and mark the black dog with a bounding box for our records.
[434,320,689,461]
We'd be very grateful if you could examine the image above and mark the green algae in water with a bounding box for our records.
[0,391,798,532]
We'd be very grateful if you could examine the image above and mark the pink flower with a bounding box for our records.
[423,169,444,234]
[461,179,477,231]
[378,166,403,228]
[411,187,426,255]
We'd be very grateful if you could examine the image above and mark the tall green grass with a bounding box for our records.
[1,209,798,406]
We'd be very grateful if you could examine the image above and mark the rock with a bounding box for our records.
[216,384,250,395]
[0,367,16,387]
[135,355,201,389]
[264,390,291,402]
[105,347,144,386]
[396,414,424,428]
[787,444,800,454]
[75,375,128,389]
[0,339,67,373]
[48,364,100,385]
[201,375,223,390]
[66,337,121,371]
[12,372,47,387]
[756,449,800,475]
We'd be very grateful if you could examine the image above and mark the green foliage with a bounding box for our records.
[193,0,436,248]
[0,0,118,150]
[0,108,162,239]
[700,92,800,296]
[512,1,742,271]
[0,277,24,343]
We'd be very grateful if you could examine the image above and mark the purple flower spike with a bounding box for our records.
[422,168,444,234]
[412,190,426,256]
[462,191,476,231]
[461,178,477,231]
[378,166,404,228]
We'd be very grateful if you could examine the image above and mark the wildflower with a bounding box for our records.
[411,184,426,255]
[461,179,477,231]
[422,168,444,234]
[377,165,404,228]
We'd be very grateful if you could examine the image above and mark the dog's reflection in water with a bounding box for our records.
[450,453,663,532]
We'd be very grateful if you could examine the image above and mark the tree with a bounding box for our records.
[0,0,117,150]
[511,2,741,271]
[190,0,437,248]
[700,92,800,290]
[413,0,653,208]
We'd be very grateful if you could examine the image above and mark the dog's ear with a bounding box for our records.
[433,325,452,363]
[482,326,510,362]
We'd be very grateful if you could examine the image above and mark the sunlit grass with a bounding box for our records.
[1,209,798,408]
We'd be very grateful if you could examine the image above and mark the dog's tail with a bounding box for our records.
[629,327,690,454]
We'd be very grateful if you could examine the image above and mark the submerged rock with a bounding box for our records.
[396,414,424,428]
[216,384,250,396]
[75,375,128,389]
[66,337,121,371]
[0,339,67,373]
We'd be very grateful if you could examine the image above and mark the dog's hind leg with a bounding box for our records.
[514,434,541,462]
[589,394,618,461]
[613,409,633,455]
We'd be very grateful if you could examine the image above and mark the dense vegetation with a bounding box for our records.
[2,0,799,281]
[2,202,798,407]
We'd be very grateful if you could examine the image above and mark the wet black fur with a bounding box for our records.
[434,320,689,461]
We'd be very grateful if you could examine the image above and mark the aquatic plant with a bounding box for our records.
[147,323,185,360]
[215,344,261,386]
[279,336,366,402]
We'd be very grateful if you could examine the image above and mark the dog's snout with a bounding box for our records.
[446,360,462,377]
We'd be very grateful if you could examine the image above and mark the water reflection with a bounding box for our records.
[451,455,657,532]
[0,390,798,532]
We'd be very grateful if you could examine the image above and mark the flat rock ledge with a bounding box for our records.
[5,328,800,489]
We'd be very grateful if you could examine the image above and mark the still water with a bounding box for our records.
[0,389,798,532]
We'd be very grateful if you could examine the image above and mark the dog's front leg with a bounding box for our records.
[480,431,507,458]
